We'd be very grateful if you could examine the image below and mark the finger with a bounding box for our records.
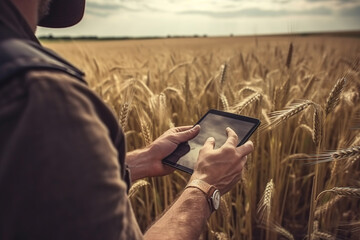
[237,141,254,156]
[224,127,238,146]
[173,125,201,143]
[202,137,216,151]
[173,125,195,132]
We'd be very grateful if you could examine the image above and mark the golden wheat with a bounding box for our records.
[257,179,274,223]
[44,36,360,240]
[324,77,347,116]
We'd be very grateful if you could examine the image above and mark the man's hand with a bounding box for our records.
[191,127,254,195]
[126,125,200,182]
[144,127,254,240]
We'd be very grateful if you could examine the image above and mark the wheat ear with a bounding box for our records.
[211,230,229,240]
[265,100,313,130]
[140,120,152,146]
[220,94,229,111]
[312,104,324,147]
[257,179,274,223]
[119,102,130,131]
[324,77,347,116]
[317,187,360,200]
[345,155,360,170]
[308,146,360,164]
[232,92,261,114]
[314,195,342,217]
[129,180,150,198]
[314,231,336,240]
[332,146,360,160]
[219,63,228,86]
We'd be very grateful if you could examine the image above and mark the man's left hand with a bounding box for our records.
[126,125,200,181]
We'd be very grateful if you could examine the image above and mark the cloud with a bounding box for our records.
[85,0,140,17]
[84,0,360,19]
[340,5,360,16]
[306,0,357,2]
[179,7,333,18]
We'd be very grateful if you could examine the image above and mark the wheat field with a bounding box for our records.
[44,35,360,240]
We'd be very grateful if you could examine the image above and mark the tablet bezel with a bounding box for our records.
[162,109,261,174]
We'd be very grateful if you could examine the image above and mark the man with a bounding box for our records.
[0,0,254,239]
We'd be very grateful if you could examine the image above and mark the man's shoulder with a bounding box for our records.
[0,38,85,88]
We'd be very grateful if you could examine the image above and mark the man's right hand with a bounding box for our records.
[191,127,254,195]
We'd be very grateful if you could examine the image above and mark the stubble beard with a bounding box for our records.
[38,0,52,22]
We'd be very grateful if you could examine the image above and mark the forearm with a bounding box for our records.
[144,188,211,240]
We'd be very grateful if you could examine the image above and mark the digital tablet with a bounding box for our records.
[162,109,261,174]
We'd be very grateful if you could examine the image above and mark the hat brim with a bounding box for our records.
[38,0,85,28]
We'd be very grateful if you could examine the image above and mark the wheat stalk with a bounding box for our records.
[273,223,295,240]
[168,61,191,75]
[324,77,347,116]
[281,153,310,164]
[219,194,230,220]
[303,75,317,98]
[299,124,314,137]
[258,221,295,240]
[199,77,215,99]
[286,42,293,68]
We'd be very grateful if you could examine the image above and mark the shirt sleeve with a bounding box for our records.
[4,70,143,239]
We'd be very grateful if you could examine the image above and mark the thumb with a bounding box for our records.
[174,125,201,143]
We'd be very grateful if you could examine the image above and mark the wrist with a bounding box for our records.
[126,146,152,182]
[186,179,221,213]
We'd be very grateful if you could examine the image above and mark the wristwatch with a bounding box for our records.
[186,179,221,212]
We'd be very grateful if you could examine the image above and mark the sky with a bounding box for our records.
[36,0,360,37]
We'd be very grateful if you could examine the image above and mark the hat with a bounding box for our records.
[38,0,85,28]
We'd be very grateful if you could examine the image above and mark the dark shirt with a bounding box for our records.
[0,0,143,239]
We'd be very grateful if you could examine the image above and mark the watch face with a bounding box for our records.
[211,190,221,210]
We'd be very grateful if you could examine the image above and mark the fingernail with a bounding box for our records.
[208,137,215,141]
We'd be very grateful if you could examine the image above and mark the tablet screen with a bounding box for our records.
[163,110,260,174]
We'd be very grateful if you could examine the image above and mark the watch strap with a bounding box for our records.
[186,179,219,211]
